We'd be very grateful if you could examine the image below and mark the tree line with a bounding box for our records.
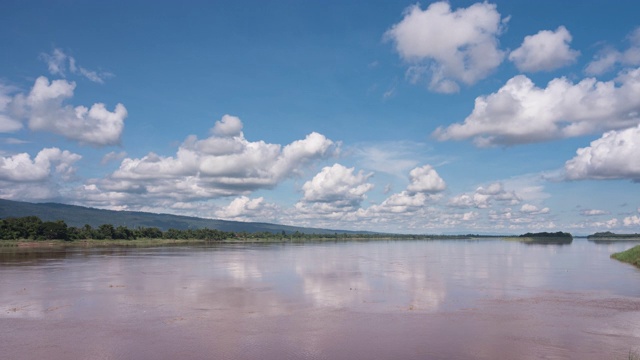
[0,215,391,241]
[1,215,499,242]
[0,216,232,241]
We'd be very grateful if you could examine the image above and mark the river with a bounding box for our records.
[1,239,639,359]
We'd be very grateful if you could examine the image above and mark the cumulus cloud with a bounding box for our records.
[449,182,520,209]
[289,164,446,229]
[211,114,243,137]
[519,204,550,215]
[215,196,278,221]
[624,215,640,226]
[586,27,640,75]
[300,164,373,206]
[293,164,374,220]
[89,115,337,206]
[370,191,429,214]
[564,124,640,181]
[40,48,112,83]
[1,77,126,146]
[434,68,640,147]
[406,165,446,193]
[385,1,506,93]
[509,26,579,72]
[364,164,445,215]
[0,147,81,182]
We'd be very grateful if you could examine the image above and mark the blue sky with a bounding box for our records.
[1,0,640,234]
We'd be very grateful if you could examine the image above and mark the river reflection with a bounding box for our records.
[1,239,639,359]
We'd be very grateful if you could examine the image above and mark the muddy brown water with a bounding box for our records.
[1,239,639,359]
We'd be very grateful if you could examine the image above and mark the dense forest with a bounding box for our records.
[0,216,493,242]
[0,216,231,241]
[519,231,573,238]
[587,231,640,239]
[0,216,406,241]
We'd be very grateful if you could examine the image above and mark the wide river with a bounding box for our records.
[1,239,639,359]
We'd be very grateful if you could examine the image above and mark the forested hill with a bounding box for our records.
[0,198,365,235]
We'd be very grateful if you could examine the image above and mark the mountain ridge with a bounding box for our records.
[0,198,370,235]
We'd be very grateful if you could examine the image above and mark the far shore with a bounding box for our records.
[0,236,511,250]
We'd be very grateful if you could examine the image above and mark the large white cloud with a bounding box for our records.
[0,147,81,182]
[509,26,579,72]
[385,1,506,93]
[406,165,446,193]
[92,115,337,205]
[300,163,373,206]
[368,164,446,213]
[293,163,374,220]
[2,77,126,146]
[564,124,640,180]
[434,68,640,147]
[586,27,640,75]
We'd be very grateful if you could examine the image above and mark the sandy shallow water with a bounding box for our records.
[1,239,639,359]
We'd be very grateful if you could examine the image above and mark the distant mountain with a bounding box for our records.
[0,198,368,235]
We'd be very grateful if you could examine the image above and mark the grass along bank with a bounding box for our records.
[611,245,640,268]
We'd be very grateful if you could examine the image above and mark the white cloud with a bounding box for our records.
[4,77,127,146]
[580,209,609,216]
[40,48,67,77]
[509,26,579,72]
[586,27,640,75]
[0,147,81,182]
[406,165,446,193]
[40,48,112,83]
[564,124,640,180]
[376,191,428,212]
[215,196,278,222]
[449,182,520,209]
[300,163,373,206]
[90,115,337,206]
[520,204,550,215]
[385,1,506,93]
[623,215,640,226]
[434,69,640,147]
[293,164,374,219]
[369,164,446,214]
[211,114,243,137]
[0,84,23,132]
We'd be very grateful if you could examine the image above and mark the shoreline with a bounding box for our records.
[610,245,640,268]
[0,236,502,250]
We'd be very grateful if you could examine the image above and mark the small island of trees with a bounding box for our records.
[515,231,573,245]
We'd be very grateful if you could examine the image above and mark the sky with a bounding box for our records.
[1,0,640,235]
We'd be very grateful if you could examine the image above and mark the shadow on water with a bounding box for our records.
[522,238,574,246]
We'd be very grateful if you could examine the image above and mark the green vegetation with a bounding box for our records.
[519,231,572,239]
[0,215,504,248]
[0,198,370,235]
[611,245,640,268]
[503,231,573,245]
[588,231,640,240]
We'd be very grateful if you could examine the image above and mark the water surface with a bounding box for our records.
[1,239,639,359]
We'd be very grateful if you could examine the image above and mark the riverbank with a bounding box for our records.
[0,235,501,250]
[611,245,640,268]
